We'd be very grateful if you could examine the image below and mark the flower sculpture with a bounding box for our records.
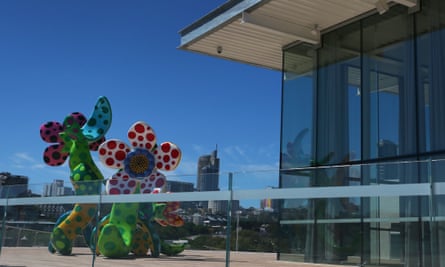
[40,96,112,255]
[96,121,184,258]
[40,112,105,168]
[153,200,184,227]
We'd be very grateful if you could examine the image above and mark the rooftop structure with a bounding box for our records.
[179,0,445,266]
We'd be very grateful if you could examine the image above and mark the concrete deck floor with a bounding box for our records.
[0,247,345,267]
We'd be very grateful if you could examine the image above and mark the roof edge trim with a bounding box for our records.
[179,0,263,48]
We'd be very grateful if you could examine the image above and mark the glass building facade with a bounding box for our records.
[279,0,445,266]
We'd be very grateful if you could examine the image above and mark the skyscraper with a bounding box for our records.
[43,179,73,197]
[41,179,74,219]
[196,149,220,192]
[196,149,220,210]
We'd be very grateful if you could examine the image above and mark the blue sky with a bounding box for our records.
[0,1,282,194]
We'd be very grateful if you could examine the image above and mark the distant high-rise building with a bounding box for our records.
[196,149,220,192]
[166,180,194,193]
[41,179,74,219]
[43,179,73,197]
[208,199,240,215]
[0,172,39,221]
[43,179,63,196]
[0,172,29,198]
[196,149,220,210]
[260,187,280,212]
[166,180,195,211]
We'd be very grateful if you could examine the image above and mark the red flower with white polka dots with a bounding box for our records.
[98,121,181,195]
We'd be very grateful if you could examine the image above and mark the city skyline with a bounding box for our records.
[1,147,271,209]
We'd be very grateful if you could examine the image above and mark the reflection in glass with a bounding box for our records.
[279,1,445,265]
[281,44,315,169]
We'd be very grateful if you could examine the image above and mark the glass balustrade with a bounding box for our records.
[1,159,444,266]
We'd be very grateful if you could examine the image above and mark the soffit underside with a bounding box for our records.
[179,0,417,71]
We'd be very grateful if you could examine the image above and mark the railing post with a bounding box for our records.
[427,157,438,267]
[428,158,434,221]
[0,186,10,255]
[225,172,233,267]
[91,183,102,267]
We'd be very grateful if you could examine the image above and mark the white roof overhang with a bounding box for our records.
[179,0,418,71]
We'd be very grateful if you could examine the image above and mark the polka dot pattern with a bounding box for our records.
[99,121,180,195]
[95,119,184,258]
[167,201,180,211]
[43,144,69,166]
[40,120,68,166]
[50,203,97,255]
[106,171,137,195]
[81,96,112,142]
[127,121,156,151]
[89,136,105,151]
[152,188,162,194]
[155,214,184,227]
[43,98,112,257]
[154,142,181,171]
[98,224,130,258]
[40,121,64,143]
[50,227,72,255]
[140,172,166,194]
[98,139,131,169]
[95,214,155,258]
[131,224,152,256]
[154,201,184,227]
[105,170,166,195]
[40,113,87,143]
[71,164,102,195]
[41,110,108,169]
[70,112,87,126]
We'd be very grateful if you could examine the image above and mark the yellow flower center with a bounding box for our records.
[129,154,149,174]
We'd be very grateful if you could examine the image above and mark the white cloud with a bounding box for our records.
[31,163,46,169]
[12,152,36,163]
[223,145,248,161]
[221,143,279,167]
[257,143,278,158]
[234,146,247,157]
[10,152,46,170]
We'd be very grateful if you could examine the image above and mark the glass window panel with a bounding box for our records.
[281,44,316,169]
[316,21,361,166]
[416,0,445,153]
[417,1,445,263]
[348,76,362,161]
[362,6,416,160]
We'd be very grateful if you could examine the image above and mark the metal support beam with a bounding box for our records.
[391,0,417,8]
